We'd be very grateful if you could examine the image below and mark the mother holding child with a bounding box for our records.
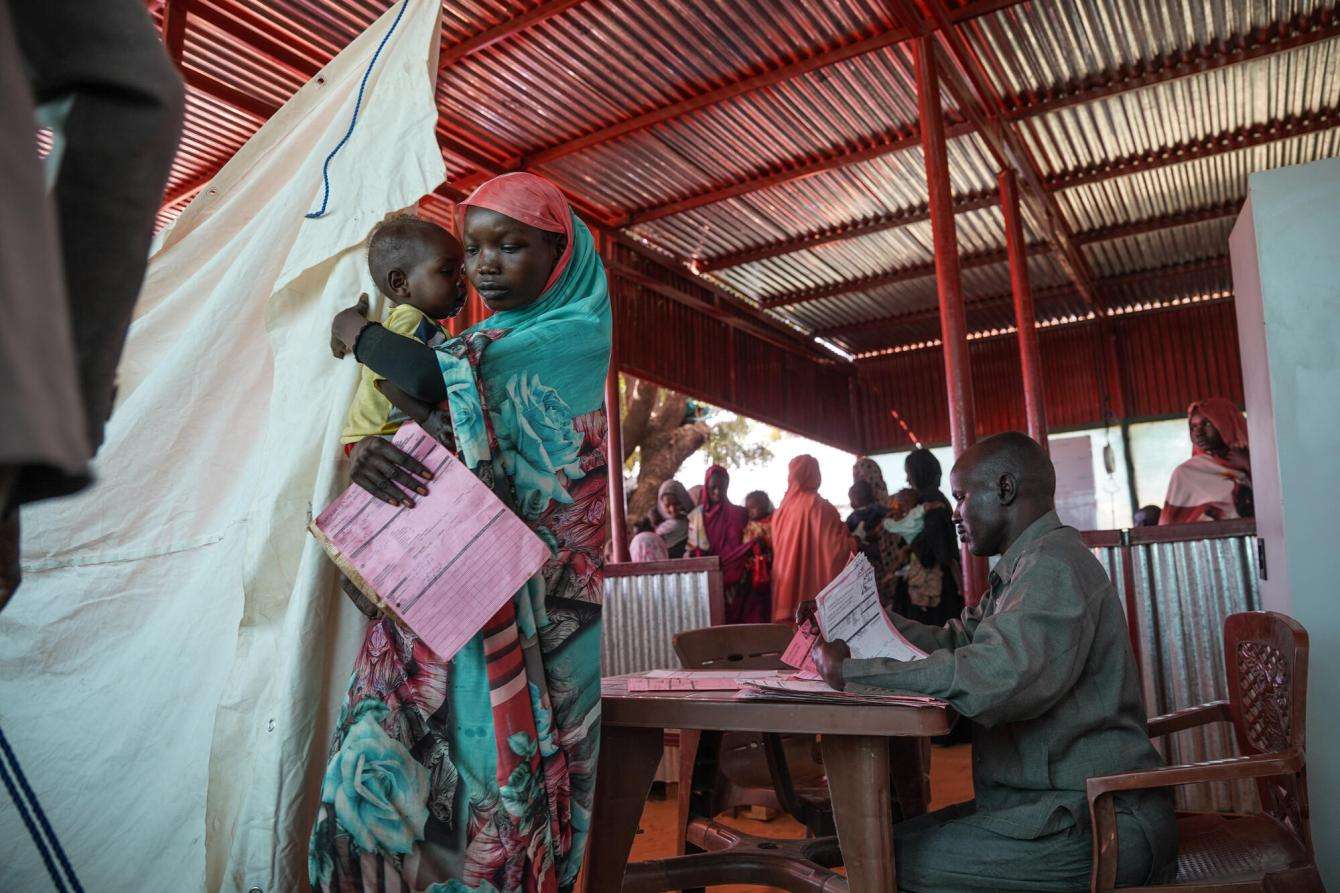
[315,173,610,893]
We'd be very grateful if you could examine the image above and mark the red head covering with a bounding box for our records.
[699,465,752,585]
[461,172,574,294]
[770,455,851,624]
[1188,398,1249,454]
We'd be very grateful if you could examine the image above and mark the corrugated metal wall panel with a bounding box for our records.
[1116,301,1244,419]
[1093,535,1262,813]
[858,301,1243,452]
[607,242,860,451]
[601,570,715,676]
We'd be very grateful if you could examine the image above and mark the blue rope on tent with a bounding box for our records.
[0,725,83,892]
[305,0,410,219]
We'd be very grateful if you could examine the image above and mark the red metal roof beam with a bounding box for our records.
[761,242,1046,310]
[1046,106,1340,191]
[912,0,1099,313]
[821,255,1231,341]
[626,119,977,227]
[695,190,997,273]
[1000,13,1340,122]
[1073,203,1240,245]
[187,0,328,80]
[162,0,189,69]
[748,201,1240,311]
[521,0,1029,169]
[439,0,588,70]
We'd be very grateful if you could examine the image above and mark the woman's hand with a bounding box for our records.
[331,293,372,358]
[348,435,433,507]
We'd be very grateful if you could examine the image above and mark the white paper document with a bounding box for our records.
[817,553,928,663]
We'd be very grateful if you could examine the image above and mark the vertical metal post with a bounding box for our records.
[603,237,630,564]
[915,36,986,600]
[998,168,1049,452]
[162,0,190,70]
[1103,326,1141,517]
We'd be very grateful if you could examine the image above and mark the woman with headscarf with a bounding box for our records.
[1161,398,1252,525]
[319,173,609,892]
[687,465,764,623]
[655,479,695,558]
[770,455,851,624]
[630,530,670,563]
[890,448,963,629]
[852,455,890,507]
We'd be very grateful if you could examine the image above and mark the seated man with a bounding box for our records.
[809,432,1176,892]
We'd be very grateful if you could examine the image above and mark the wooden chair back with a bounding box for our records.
[1223,611,1311,852]
[674,623,794,671]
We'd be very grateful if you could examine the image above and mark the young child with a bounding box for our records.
[338,214,465,451]
[742,489,774,546]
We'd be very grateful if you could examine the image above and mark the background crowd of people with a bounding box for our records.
[615,393,1253,628]
[622,446,969,629]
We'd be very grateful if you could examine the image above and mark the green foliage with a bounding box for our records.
[703,412,774,469]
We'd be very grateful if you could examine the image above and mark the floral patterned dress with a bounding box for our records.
[310,202,611,893]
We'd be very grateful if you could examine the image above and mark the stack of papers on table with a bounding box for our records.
[738,676,946,708]
[623,669,791,692]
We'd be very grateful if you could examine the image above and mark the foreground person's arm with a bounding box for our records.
[352,325,448,404]
[842,553,1095,726]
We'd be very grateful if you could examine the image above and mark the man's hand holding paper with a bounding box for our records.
[784,553,929,690]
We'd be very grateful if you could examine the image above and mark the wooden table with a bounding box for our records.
[586,676,954,893]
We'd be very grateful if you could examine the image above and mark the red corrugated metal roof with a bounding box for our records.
[151,0,1338,358]
[139,0,1336,453]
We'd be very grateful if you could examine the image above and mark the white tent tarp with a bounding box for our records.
[0,2,445,888]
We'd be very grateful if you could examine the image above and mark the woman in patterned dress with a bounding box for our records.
[315,173,610,893]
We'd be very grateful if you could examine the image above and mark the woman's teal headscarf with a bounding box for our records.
[435,173,612,518]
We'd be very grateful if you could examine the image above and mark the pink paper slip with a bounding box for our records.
[310,423,550,663]
[781,623,821,678]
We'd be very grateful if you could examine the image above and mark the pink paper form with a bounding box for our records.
[311,423,550,663]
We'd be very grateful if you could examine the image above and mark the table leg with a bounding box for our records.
[584,723,664,892]
[822,734,894,893]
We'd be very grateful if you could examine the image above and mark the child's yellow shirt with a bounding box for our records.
[340,303,435,444]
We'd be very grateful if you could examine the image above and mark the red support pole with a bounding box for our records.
[604,253,630,564]
[998,168,1049,452]
[915,36,986,601]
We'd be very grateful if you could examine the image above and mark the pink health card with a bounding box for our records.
[310,423,550,663]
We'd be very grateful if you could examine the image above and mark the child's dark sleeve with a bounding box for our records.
[353,324,448,404]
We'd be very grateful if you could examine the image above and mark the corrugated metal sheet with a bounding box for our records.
[608,240,861,450]
[1093,535,1262,813]
[857,299,1243,450]
[139,0,1339,443]
[1083,217,1235,278]
[968,0,1334,98]
[1022,36,1340,181]
[601,569,714,675]
[1116,299,1244,418]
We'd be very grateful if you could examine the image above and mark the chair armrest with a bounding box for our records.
[1086,748,1305,891]
[1146,700,1231,738]
[1086,748,1303,801]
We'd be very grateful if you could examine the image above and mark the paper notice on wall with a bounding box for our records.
[816,553,928,663]
[311,422,549,662]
